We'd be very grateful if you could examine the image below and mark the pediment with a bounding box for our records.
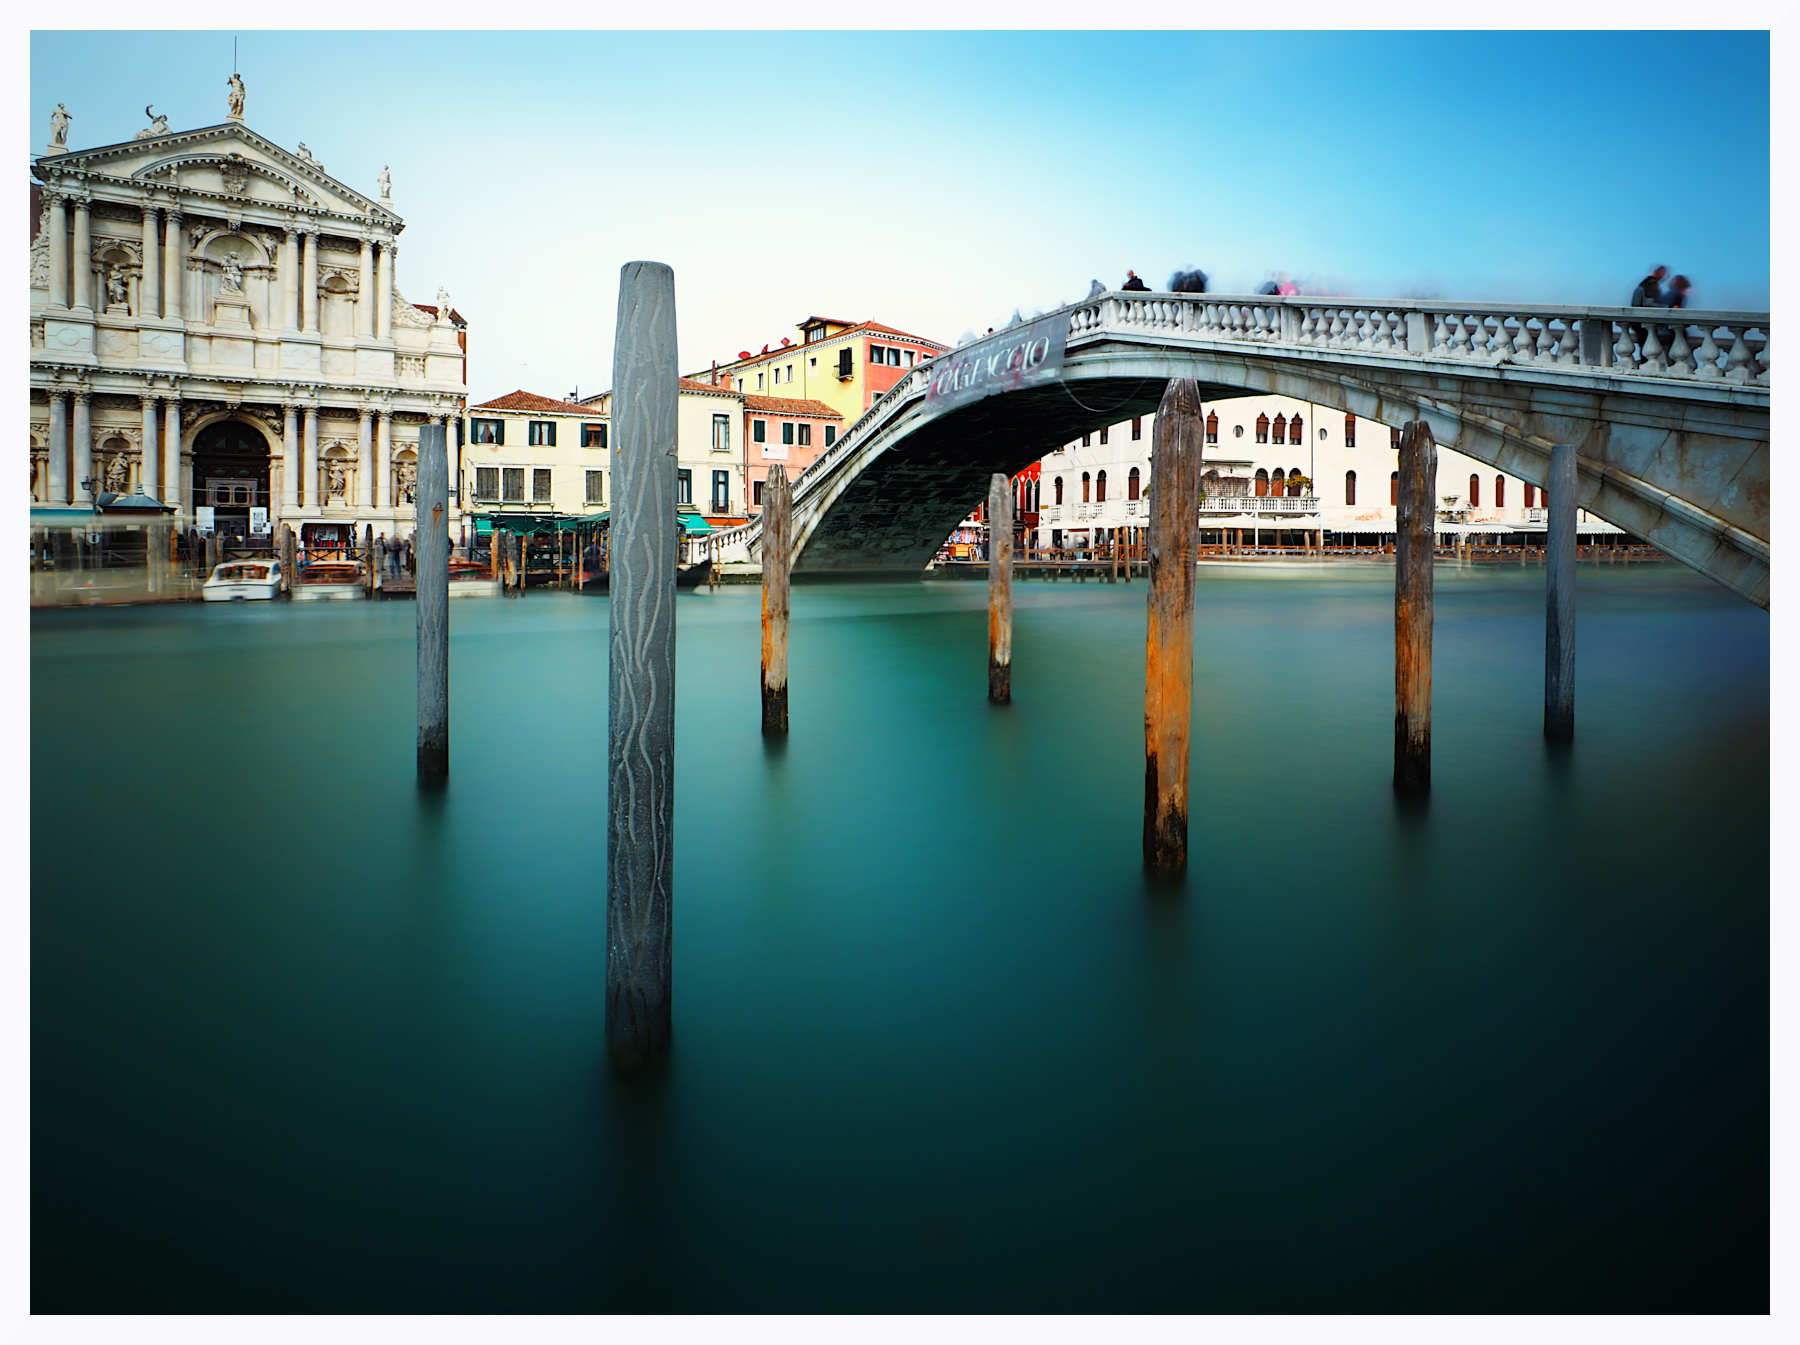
[37,123,397,226]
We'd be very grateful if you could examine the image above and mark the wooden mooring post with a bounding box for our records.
[1143,379,1203,873]
[761,464,791,734]
[1393,420,1437,794]
[987,472,1013,703]
[416,421,449,781]
[607,260,679,1069]
[281,525,295,595]
[1544,441,1577,740]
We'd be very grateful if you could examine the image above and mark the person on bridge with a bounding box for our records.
[1121,270,1149,291]
[1628,265,1668,357]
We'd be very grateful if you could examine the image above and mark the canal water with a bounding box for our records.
[32,562,1768,1312]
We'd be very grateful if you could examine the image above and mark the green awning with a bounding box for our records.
[679,514,712,535]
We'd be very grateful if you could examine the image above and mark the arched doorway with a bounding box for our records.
[191,418,272,541]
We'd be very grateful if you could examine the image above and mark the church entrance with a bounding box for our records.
[191,419,272,543]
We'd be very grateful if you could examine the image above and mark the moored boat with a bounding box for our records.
[202,559,284,602]
[292,559,366,601]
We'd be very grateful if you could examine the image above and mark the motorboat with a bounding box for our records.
[203,559,284,602]
[291,559,366,601]
[448,558,502,598]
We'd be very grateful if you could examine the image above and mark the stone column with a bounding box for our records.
[139,206,161,318]
[281,229,299,330]
[46,194,69,309]
[282,404,300,509]
[163,394,182,509]
[376,241,393,339]
[302,406,318,507]
[301,230,319,333]
[46,392,69,504]
[375,409,392,510]
[358,407,375,508]
[358,238,375,338]
[72,391,93,500]
[141,395,160,498]
[163,208,184,321]
[71,199,93,311]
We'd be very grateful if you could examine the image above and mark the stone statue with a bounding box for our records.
[227,72,246,120]
[396,461,418,504]
[135,105,170,140]
[377,165,391,201]
[221,252,244,292]
[326,461,349,498]
[296,142,318,166]
[49,103,70,150]
[436,287,452,322]
[105,452,131,493]
[106,266,128,305]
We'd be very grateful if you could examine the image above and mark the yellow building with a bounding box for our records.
[462,391,610,528]
[695,316,949,424]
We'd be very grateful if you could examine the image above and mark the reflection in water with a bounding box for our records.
[32,565,1767,1312]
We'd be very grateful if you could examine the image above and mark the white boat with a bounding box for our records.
[292,559,367,601]
[203,559,283,602]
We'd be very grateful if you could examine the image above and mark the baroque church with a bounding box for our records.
[29,78,467,544]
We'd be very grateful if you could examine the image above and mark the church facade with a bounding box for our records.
[29,85,467,544]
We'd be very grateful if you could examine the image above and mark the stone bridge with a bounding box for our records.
[710,292,1771,607]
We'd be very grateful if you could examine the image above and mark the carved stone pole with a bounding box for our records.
[761,464,791,734]
[1544,442,1577,740]
[1143,379,1202,873]
[987,471,1013,703]
[163,208,184,322]
[607,261,678,1069]
[415,422,449,779]
[1394,420,1438,793]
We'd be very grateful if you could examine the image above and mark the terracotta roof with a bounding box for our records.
[741,395,842,419]
[711,319,949,373]
[798,316,856,329]
[471,390,596,415]
[678,377,741,396]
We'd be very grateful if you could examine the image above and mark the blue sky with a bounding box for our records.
[32,29,1770,403]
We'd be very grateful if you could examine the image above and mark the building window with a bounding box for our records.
[585,470,605,504]
[582,422,607,448]
[1255,468,1269,497]
[1082,432,1091,447]
[1054,476,1064,505]
[1343,414,1356,448]
[786,363,794,381]
[676,469,692,506]
[757,372,765,391]
[1099,427,1109,444]
[870,343,886,365]
[528,421,556,447]
[1081,471,1091,503]
[753,480,765,506]
[1205,412,1218,445]
[1342,469,1357,506]
[1234,424,1244,438]
[1390,471,1399,506]
[1390,426,1402,450]
[712,414,730,451]
[1271,414,1286,445]
[1468,474,1480,507]
[1128,467,1141,500]
[1495,476,1505,508]
[532,468,552,503]
[712,470,731,512]
[502,467,525,503]
[1288,417,1304,445]
[1131,417,1143,441]
[752,419,766,443]
[1255,415,1269,444]
[736,378,744,392]
[837,348,853,378]
[1271,468,1286,496]
[1095,469,1107,503]
[904,350,915,367]
[782,422,795,446]
[796,423,812,447]
[476,466,500,501]
[824,425,837,446]
[471,418,504,445]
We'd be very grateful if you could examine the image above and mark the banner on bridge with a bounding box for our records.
[925,312,1071,414]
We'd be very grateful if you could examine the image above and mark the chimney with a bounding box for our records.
[711,359,719,386]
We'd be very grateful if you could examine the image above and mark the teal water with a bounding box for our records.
[32,563,1768,1312]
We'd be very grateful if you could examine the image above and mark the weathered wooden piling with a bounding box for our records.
[607,260,679,1069]
[761,464,791,734]
[1393,420,1437,793]
[415,421,449,780]
[280,525,295,594]
[1143,379,1203,873]
[1544,441,1577,740]
[364,524,375,597]
[987,472,1013,703]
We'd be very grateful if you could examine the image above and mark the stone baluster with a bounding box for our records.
[71,198,92,311]
[46,391,69,504]
[163,208,184,321]
[1724,328,1753,384]
[1429,312,1450,354]
[1519,315,1543,362]
[46,193,69,309]
[1754,333,1769,385]
[358,408,375,508]
[1693,325,1724,379]
[301,229,319,333]
[72,391,92,498]
[1445,314,1468,357]
[358,238,375,339]
[163,394,182,509]
[281,229,299,330]
[1665,323,1695,377]
[1640,321,1667,374]
[139,205,161,318]
[141,395,160,497]
[281,404,300,509]
[1613,319,1638,370]
[1556,319,1581,364]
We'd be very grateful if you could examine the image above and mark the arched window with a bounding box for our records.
[1054,476,1064,505]
[1523,482,1535,508]
[1343,414,1357,448]
[1128,467,1141,500]
[1254,468,1270,497]
[1271,468,1286,497]
[1345,470,1357,506]
[1255,414,1269,444]
[1288,416,1304,445]
[1095,469,1107,503]
[1494,476,1505,508]
[1390,426,1401,450]
[1205,412,1218,445]
[1271,414,1286,446]
[1099,426,1109,444]
[1390,471,1399,506]
[1468,474,1480,507]
[1081,471,1091,503]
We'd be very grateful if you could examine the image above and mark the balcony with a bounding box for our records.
[1199,495,1320,515]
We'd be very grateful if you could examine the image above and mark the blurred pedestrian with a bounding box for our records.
[1628,264,1668,356]
[1168,267,1208,294]
[1276,273,1298,296]
[1255,272,1280,295]
[1121,270,1149,292]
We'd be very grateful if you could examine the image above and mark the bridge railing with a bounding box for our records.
[1073,293,1768,385]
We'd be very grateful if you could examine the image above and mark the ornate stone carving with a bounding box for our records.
[394,459,418,504]
[106,267,128,305]
[295,143,321,168]
[396,355,425,380]
[378,165,391,201]
[135,106,170,140]
[221,156,248,197]
[104,450,134,492]
[392,289,434,329]
[227,73,246,121]
[30,202,49,286]
[221,252,244,292]
[49,103,70,151]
